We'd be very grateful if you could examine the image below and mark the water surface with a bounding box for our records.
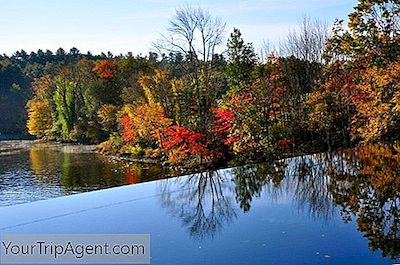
[0,141,165,206]
[0,142,399,264]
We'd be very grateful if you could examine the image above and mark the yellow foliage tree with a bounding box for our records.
[352,62,400,143]
[120,103,172,156]
[26,99,53,137]
[138,69,171,107]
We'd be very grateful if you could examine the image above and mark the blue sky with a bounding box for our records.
[0,0,358,56]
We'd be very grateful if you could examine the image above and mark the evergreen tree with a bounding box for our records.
[225,28,257,91]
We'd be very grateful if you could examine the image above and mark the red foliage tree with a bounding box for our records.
[161,125,209,162]
[212,108,235,135]
[92,60,118,79]
[121,115,135,142]
[212,107,239,146]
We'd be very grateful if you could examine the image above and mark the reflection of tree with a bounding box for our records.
[232,156,336,220]
[232,145,400,258]
[159,171,237,240]
[328,145,400,259]
[59,153,124,191]
[232,161,285,212]
[30,144,166,191]
[30,146,60,180]
[123,164,166,184]
[286,154,336,220]
[30,145,127,190]
[124,167,141,184]
[159,144,400,258]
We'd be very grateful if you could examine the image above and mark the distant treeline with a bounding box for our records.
[3,0,400,166]
[0,48,115,136]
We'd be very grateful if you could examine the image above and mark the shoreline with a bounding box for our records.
[2,139,397,178]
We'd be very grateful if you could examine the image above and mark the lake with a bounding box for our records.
[0,141,399,264]
[0,141,166,206]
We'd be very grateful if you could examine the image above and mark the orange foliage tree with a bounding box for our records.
[351,62,400,143]
[304,61,357,148]
[321,0,400,144]
[120,103,172,157]
[92,60,119,79]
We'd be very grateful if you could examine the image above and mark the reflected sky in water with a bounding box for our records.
[0,143,400,264]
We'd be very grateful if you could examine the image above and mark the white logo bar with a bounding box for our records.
[0,234,150,264]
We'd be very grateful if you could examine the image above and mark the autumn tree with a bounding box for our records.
[26,76,55,138]
[26,100,52,137]
[304,61,358,149]
[138,69,175,116]
[92,60,118,79]
[217,56,289,157]
[91,59,124,105]
[120,103,172,157]
[154,6,227,133]
[97,104,118,133]
[325,1,400,67]
[161,125,209,163]
[322,0,400,143]
[119,55,154,105]
[352,63,400,143]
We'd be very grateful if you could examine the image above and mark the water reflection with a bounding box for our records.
[29,146,125,191]
[159,171,237,240]
[159,144,400,259]
[123,164,165,185]
[327,145,400,259]
[0,142,166,206]
[2,141,399,259]
[279,154,336,220]
[232,161,285,212]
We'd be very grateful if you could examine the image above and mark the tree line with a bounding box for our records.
[10,1,400,166]
[0,47,115,137]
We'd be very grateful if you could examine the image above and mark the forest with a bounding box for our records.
[1,0,399,167]
[0,48,110,137]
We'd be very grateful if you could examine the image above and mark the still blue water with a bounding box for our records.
[0,142,399,264]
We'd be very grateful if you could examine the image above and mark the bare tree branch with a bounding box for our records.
[280,15,330,63]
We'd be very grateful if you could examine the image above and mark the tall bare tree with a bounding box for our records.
[154,6,226,65]
[153,7,226,133]
[280,15,329,64]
